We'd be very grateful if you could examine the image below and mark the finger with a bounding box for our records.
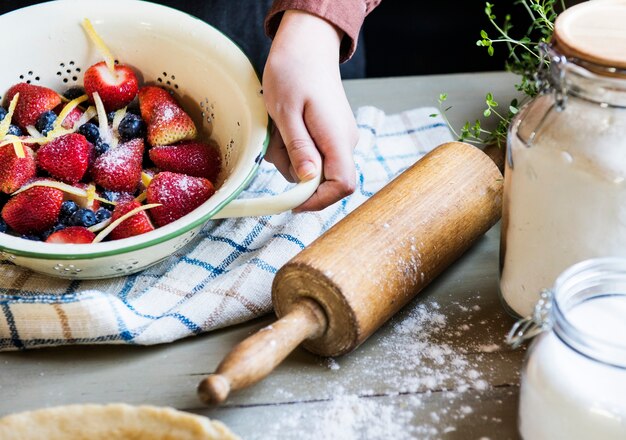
[275,110,322,182]
[264,123,295,183]
[294,104,358,211]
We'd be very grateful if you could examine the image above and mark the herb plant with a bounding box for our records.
[435,0,566,147]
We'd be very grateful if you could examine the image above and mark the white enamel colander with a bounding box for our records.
[0,0,320,279]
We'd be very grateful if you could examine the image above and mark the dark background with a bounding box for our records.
[0,0,579,78]
[363,0,531,77]
[363,0,581,77]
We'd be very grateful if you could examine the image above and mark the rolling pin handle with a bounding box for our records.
[198,374,230,406]
[197,298,327,406]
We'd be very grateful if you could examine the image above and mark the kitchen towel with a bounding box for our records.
[0,106,452,350]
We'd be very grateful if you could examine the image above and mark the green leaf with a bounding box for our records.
[484,108,492,117]
[480,30,488,39]
[429,113,438,118]
[488,45,495,56]
[509,105,519,114]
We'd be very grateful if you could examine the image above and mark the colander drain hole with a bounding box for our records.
[18,70,41,84]
[111,259,140,273]
[200,98,215,124]
[157,72,178,89]
[53,263,82,275]
[56,60,82,84]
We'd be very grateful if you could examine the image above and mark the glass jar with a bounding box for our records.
[508,257,626,440]
[499,40,626,317]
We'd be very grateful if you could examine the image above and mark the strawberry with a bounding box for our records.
[37,133,94,184]
[147,171,215,227]
[0,144,36,194]
[84,61,139,112]
[138,86,197,146]
[149,140,221,182]
[1,186,64,234]
[45,226,95,244]
[108,197,155,240]
[4,83,61,128]
[91,138,144,192]
[60,106,83,130]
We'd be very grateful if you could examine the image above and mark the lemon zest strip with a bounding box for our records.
[52,94,88,132]
[88,218,112,233]
[92,203,161,243]
[2,135,26,159]
[12,180,116,206]
[134,191,147,203]
[81,18,116,75]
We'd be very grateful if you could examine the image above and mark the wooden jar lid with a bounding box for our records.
[553,0,626,70]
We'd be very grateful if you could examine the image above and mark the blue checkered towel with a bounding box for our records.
[0,106,452,350]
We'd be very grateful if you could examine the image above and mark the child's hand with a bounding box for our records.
[263,10,358,212]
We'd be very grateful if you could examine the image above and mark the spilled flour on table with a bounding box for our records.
[256,301,504,439]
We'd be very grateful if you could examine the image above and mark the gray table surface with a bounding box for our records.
[0,72,524,439]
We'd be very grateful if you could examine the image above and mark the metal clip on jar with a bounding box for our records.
[508,257,626,440]
[499,0,626,317]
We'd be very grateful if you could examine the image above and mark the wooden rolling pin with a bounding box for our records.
[198,141,503,405]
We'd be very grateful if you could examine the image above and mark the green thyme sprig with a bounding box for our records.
[434,0,564,147]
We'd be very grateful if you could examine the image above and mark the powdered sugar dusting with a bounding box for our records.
[96,142,135,170]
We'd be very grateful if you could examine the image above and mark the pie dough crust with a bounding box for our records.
[0,403,239,440]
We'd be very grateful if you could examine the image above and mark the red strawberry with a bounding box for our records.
[147,172,215,227]
[91,138,144,192]
[37,133,94,184]
[4,83,61,128]
[108,197,155,240]
[61,106,83,130]
[138,86,197,146]
[0,144,36,194]
[84,61,139,112]
[45,226,95,244]
[149,140,222,182]
[2,186,64,234]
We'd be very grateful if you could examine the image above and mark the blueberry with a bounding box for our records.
[95,139,110,156]
[0,219,7,234]
[95,208,112,223]
[107,111,116,124]
[7,125,22,136]
[63,86,86,101]
[59,200,79,223]
[69,208,97,227]
[21,234,41,241]
[118,113,146,141]
[0,107,7,122]
[101,191,122,210]
[35,110,57,135]
[77,123,100,145]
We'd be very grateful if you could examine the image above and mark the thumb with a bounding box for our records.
[274,111,322,181]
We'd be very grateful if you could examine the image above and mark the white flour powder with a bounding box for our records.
[255,301,505,439]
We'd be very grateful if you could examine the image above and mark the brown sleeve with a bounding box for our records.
[265,0,382,63]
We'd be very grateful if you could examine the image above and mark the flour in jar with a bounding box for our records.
[500,95,626,317]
